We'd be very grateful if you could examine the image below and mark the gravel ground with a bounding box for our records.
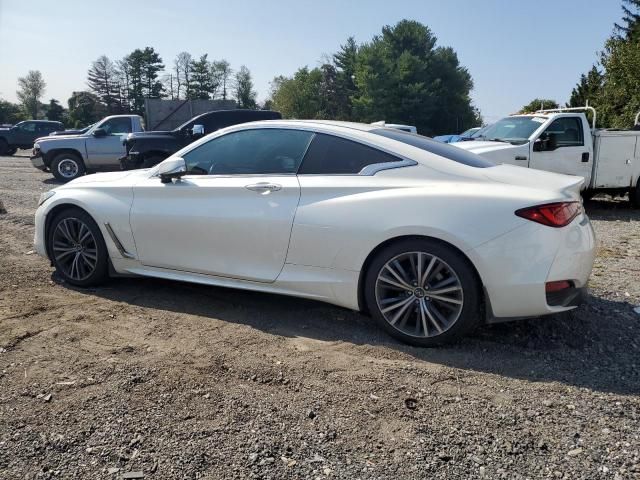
[0,153,639,480]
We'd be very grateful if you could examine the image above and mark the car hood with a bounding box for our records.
[36,134,87,143]
[453,140,519,154]
[484,164,584,199]
[58,169,150,188]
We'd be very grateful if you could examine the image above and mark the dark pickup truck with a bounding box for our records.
[120,109,282,170]
[0,120,64,155]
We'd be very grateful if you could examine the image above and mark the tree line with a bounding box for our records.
[1,48,258,128]
[7,5,640,134]
[268,20,481,136]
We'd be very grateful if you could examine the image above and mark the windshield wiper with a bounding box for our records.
[488,138,512,144]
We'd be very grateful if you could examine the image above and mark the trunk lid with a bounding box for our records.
[484,164,584,200]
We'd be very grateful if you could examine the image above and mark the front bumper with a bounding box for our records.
[30,151,46,171]
[34,204,48,259]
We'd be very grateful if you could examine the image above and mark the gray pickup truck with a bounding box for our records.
[31,114,144,182]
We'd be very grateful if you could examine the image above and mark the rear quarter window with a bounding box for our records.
[371,128,495,168]
[298,133,402,175]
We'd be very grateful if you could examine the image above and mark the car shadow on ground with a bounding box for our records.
[62,273,640,396]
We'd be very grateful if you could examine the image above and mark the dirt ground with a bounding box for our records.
[1,152,639,480]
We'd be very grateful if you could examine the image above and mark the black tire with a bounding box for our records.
[632,182,640,208]
[6,147,17,156]
[364,238,481,347]
[47,208,109,287]
[581,190,596,202]
[51,152,86,182]
[0,139,8,156]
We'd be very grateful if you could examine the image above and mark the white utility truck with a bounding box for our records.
[453,107,640,206]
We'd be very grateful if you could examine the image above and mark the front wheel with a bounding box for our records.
[0,139,8,155]
[51,152,86,182]
[364,239,481,347]
[6,147,17,156]
[47,208,109,287]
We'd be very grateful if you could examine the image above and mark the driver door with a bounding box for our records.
[84,117,132,167]
[530,116,591,178]
[129,127,315,283]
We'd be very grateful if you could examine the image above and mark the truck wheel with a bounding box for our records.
[6,147,17,156]
[0,139,8,155]
[51,153,86,182]
[632,182,640,209]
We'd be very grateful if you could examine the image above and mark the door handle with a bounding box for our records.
[245,182,282,194]
[515,156,527,161]
[581,152,590,162]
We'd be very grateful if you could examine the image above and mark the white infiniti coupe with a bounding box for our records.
[34,120,596,346]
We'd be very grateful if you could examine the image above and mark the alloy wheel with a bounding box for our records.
[52,217,98,281]
[375,251,464,338]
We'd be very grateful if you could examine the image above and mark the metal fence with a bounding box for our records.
[144,99,238,130]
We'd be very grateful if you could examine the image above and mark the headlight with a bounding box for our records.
[34,142,40,150]
[38,191,56,206]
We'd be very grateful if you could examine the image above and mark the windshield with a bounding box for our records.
[476,116,546,144]
[460,127,480,137]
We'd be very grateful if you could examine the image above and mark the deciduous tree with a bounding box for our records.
[234,65,257,108]
[17,70,46,118]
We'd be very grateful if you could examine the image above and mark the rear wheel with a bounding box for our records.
[632,182,640,208]
[47,208,108,287]
[364,239,481,347]
[6,147,17,156]
[51,152,86,182]
[0,139,8,155]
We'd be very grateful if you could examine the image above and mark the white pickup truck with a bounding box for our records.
[453,107,640,206]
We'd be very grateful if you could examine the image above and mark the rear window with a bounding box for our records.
[371,128,495,168]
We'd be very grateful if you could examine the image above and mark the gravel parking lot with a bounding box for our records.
[0,153,639,479]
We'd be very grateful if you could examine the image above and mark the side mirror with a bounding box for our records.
[533,138,544,152]
[157,157,187,184]
[93,127,107,138]
[191,124,205,137]
[547,132,558,151]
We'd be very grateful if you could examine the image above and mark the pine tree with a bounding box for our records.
[87,55,120,113]
[189,54,213,99]
[616,0,640,39]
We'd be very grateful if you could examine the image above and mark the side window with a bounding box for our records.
[101,118,132,135]
[298,133,401,174]
[19,122,36,132]
[543,117,584,147]
[183,128,314,175]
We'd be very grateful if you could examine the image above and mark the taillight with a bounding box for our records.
[515,202,581,228]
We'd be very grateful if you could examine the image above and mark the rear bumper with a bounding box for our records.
[470,212,596,319]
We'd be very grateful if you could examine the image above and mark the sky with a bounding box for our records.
[0,0,624,123]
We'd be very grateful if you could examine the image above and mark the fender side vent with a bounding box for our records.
[104,223,135,259]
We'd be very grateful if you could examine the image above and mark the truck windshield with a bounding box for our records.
[476,116,546,144]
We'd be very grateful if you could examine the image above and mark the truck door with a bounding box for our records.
[84,117,132,168]
[529,116,592,181]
